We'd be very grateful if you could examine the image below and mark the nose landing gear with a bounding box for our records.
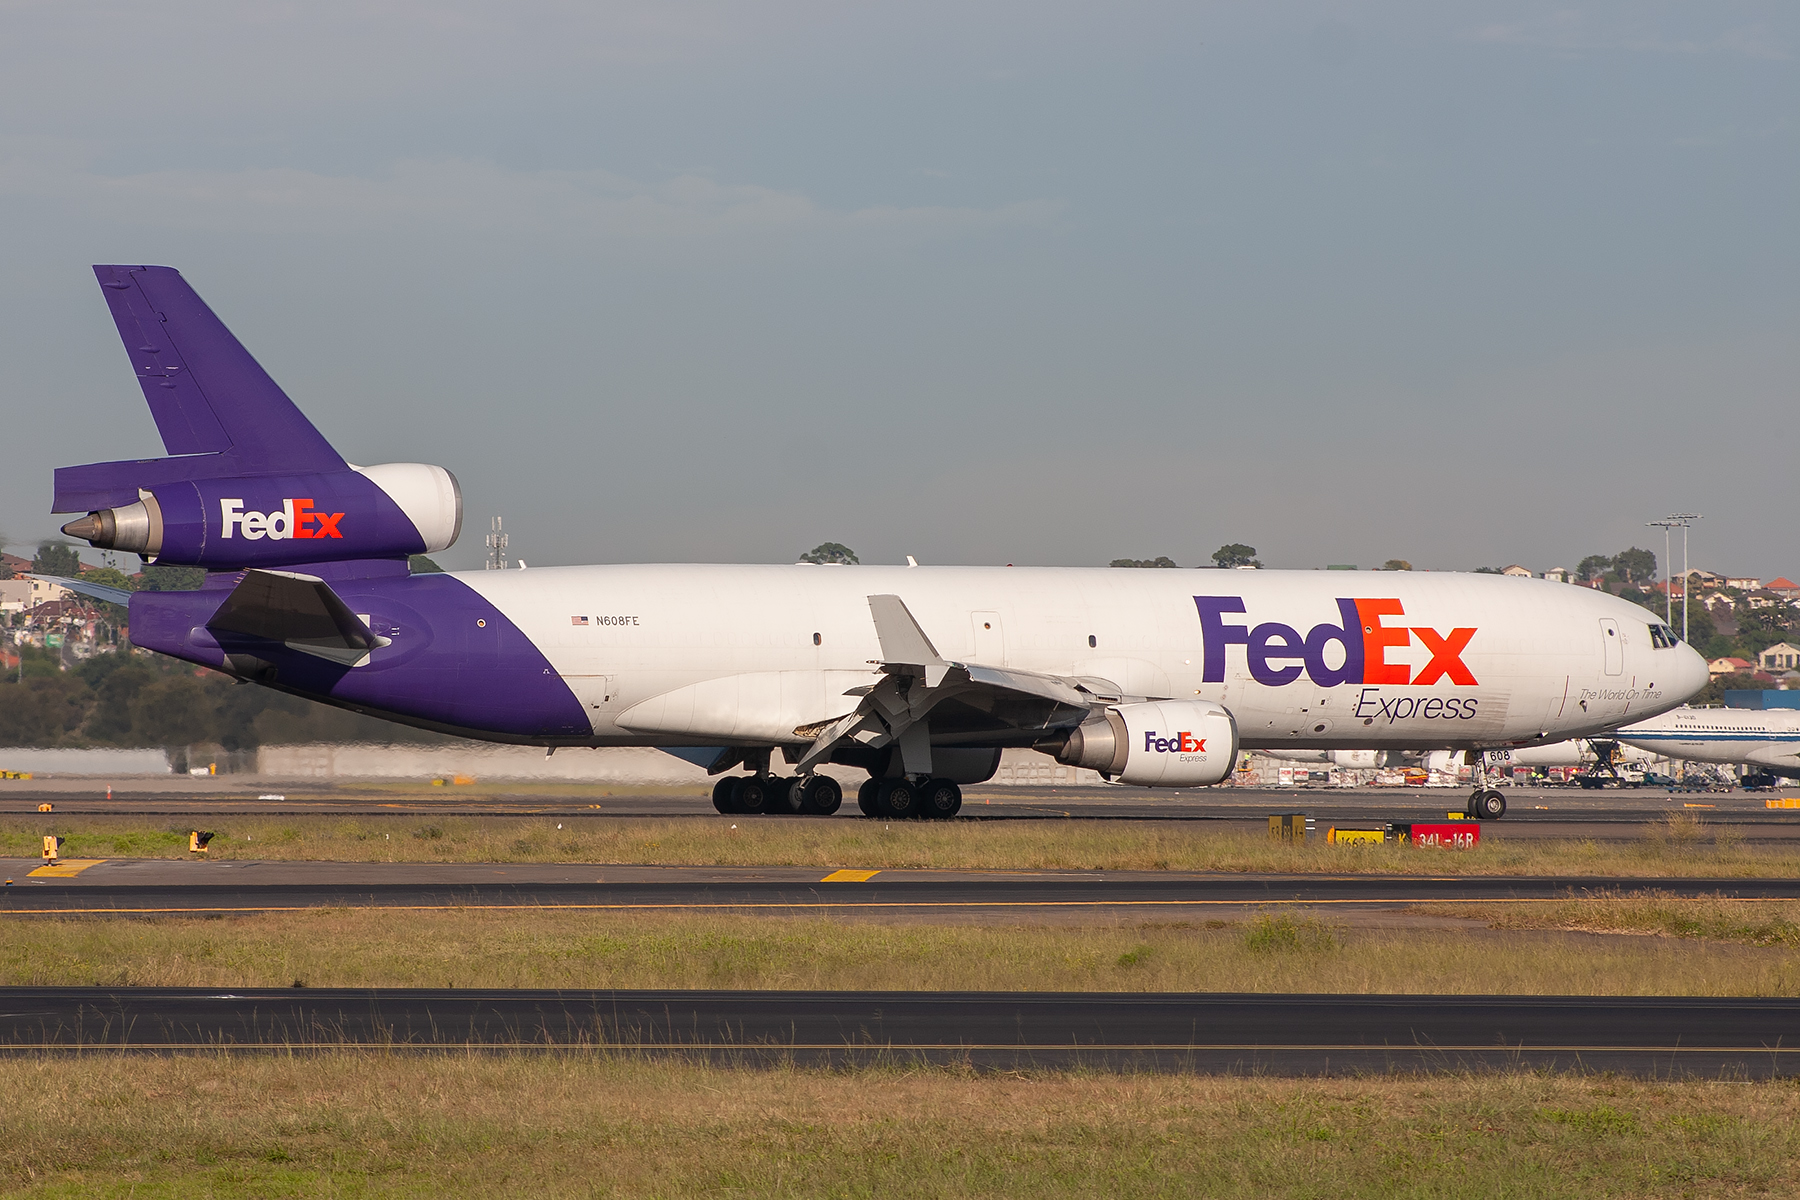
[1467,789,1507,821]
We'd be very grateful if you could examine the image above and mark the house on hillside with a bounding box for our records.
[1768,577,1800,601]
[1686,569,1724,588]
[1745,590,1788,611]
[0,579,32,613]
[1758,643,1800,672]
[1501,565,1533,578]
[1542,567,1570,583]
[1702,592,1738,613]
[1709,656,1753,678]
[3,578,73,610]
[1728,576,1762,591]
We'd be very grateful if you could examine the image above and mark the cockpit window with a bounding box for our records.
[1648,624,1681,649]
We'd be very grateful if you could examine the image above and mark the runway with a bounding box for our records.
[5,860,1800,914]
[5,782,1799,839]
[3,986,1795,1076]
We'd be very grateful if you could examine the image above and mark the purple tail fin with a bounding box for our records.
[91,265,345,472]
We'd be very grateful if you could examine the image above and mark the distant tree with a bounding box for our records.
[1381,559,1414,572]
[1211,544,1261,569]
[799,542,859,565]
[408,555,443,574]
[137,563,206,592]
[1612,547,1656,586]
[1474,566,1503,575]
[31,542,81,577]
[1110,557,1180,568]
[79,566,134,592]
[1576,554,1612,583]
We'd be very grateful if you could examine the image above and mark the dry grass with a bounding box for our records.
[1421,892,1800,947]
[6,815,1800,877]
[7,908,1800,995]
[2,1056,1797,1198]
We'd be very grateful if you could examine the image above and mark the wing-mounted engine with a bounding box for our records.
[1040,699,1239,787]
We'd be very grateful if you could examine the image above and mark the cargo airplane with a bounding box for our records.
[50,266,1710,822]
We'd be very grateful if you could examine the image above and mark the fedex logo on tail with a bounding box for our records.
[219,498,346,541]
[1194,596,1477,688]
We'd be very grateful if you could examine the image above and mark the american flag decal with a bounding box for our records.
[571,615,589,625]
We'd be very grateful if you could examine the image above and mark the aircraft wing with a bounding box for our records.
[796,595,1098,774]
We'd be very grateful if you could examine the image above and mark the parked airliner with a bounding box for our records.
[49,266,1709,821]
[1614,706,1800,779]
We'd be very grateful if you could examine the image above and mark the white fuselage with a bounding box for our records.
[1616,706,1800,774]
[455,564,1709,751]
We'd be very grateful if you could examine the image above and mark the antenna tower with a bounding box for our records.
[485,517,509,571]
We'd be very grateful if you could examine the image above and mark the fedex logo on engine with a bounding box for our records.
[1145,731,1208,754]
[1194,596,1477,688]
[218,498,345,541]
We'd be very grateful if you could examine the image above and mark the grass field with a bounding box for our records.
[3,1056,1796,1198]
[4,811,1795,876]
[7,904,1800,994]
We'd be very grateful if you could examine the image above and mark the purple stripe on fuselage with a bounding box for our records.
[129,572,590,743]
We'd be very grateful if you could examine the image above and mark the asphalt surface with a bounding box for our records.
[5,860,1800,914]
[5,782,1795,839]
[3,987,1794,1075]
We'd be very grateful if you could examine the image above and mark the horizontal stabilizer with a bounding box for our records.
[206,569,386,666]
[91,265,345,473]
[27,575,133,607]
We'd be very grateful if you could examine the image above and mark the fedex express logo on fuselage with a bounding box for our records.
[218,498,345,541]
[1194,596,1477,688]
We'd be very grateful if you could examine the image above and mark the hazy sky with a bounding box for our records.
[2,1,1793,575]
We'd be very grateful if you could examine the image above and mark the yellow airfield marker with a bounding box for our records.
[820,869,881,883]
[28,860,105,878]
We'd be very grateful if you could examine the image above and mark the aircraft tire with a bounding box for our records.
[800,775,843,816]
[919,778,962,819]
[711,776,741,815]
[1473,789,1506,821]
[875,778,919,819]
[764,776,802,815]
[736,776,774,814]
[857,779,880,817]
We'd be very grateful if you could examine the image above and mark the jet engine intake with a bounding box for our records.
[1043,699,1239,787]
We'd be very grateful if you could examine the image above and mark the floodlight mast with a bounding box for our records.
[1668,514,1700,642]
[1646,519,1676,625]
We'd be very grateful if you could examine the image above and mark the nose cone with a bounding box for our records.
[61,513,104,544]
[1673,640,1709,702]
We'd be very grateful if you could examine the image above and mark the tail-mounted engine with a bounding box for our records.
[61,463,460,569]
[1040,699,1239,787]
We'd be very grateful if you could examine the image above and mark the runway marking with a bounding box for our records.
[4,895,1791,916]
[26,860,105,878]
[820,870,880,882]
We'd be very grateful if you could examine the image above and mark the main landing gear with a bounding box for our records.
[711,774,844,816]
[1465,789,1507,821]
[855,776,963,820]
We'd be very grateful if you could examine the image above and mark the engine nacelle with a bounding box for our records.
[60,463,461,569]
[1047,700,1239,787]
